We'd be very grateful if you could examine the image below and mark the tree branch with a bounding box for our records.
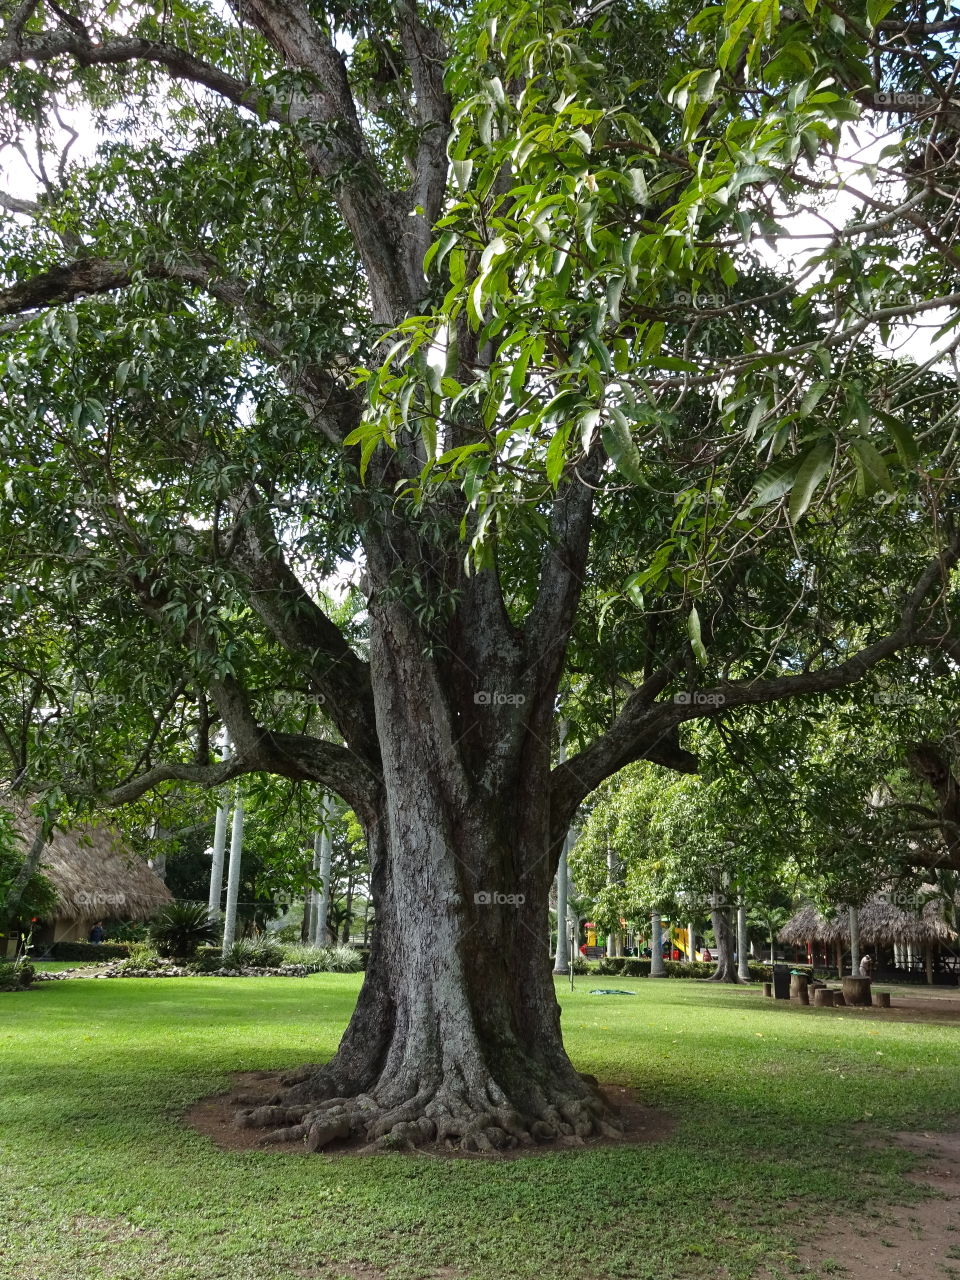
[552,528,960,826]
[225,484,380,766]
[0,26,289,121]
[0,255,360,442]
[99,732,378,814]
[397,1,451,245]
[525,446,604,694]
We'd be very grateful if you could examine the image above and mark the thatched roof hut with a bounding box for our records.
[10,808,172,942]
[779,894,955,948]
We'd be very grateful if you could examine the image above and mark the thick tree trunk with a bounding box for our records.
[238,806,617,1151]
[707,905,741,982]
[237,613,620,1153]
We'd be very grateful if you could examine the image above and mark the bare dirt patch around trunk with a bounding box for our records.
[183,1070,675,1158]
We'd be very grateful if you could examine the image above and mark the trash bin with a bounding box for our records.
[772,963,791,1000]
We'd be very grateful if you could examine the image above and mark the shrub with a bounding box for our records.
[222,936,284,970]
[113,942,164,973]
[191,945,225,973]
[663,960,716,979]
[317,943,365,972]
[149,902,218,959]
[49,941,133,961]
[0,959,34,991]
[622,958,651,977]
[596,956,627,975]
[280,942,364,972]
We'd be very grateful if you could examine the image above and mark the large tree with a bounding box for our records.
[1,0,959,1151]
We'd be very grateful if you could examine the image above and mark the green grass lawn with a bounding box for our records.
[1,975,958,1280]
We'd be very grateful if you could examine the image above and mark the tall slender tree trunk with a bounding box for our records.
[341,874,354,944]
[736,899,750,982]
[848,905,861,976]
[313,798,334,947]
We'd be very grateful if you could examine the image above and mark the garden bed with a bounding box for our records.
[34,959,323,980]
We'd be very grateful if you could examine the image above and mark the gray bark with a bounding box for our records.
[849,905,861,976]
[553,724,571,975]
[207,804,228,923]
[235,618,622,1151]
[553,839,570,974]
[221,797,244,952]
[737,899,750,982]
[313,796,333,947]
[650,913,666,977]
[708,903,739,982]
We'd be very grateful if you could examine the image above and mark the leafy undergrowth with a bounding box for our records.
[1,976,957,1280]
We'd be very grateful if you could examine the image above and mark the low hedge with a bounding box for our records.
[587,957,772,980]
[48,941,133,962]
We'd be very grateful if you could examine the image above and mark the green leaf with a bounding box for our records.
[545,425,572,487]
[602,407,645,486]
[875,411,919,468]
[866,0,897,28]
[627,169,648,204]
[798,379,829,418]
[850,439,892,495]
[789,440,833,522]
[452,158,473,191]
[577,407,600,453]
[687,606,708,665]
[751,456,800,506]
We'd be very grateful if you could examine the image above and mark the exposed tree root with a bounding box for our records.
[233,1067,624,1153]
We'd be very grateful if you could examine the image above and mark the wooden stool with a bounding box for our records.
[842,976,872,1007]
[763,982,772,998]
[813,988,835,1008]
[873,992,891,1009]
